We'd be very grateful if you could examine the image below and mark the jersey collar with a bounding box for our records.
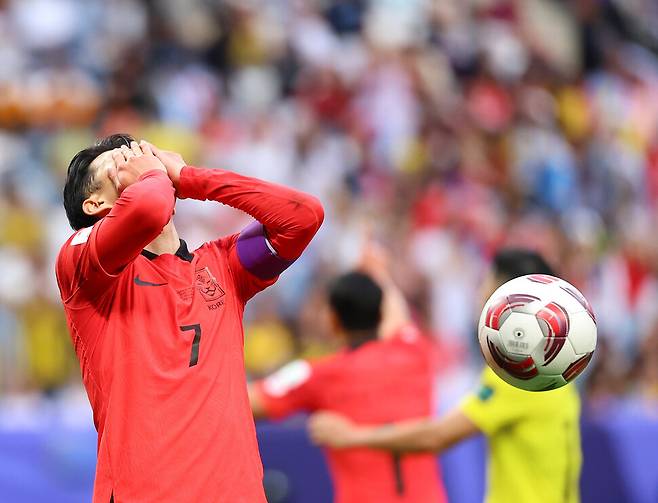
[141,239,194,263]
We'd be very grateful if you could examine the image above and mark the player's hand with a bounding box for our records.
[308,412,363,449]
[109,141,167,193]
[358,238,392,286]
[142,141,186,190]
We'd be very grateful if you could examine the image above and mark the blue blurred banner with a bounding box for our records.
[0,415,656,503]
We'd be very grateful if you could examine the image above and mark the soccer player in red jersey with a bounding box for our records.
[248,244,448,503]
[55,134,324,503]
[308,250,583,503]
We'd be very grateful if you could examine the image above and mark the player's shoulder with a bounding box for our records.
[335,341,405,376]
[56,227,94,282]
[55,226,93,301]
[544,381,581,410]
[59,225,93,253]
[388,324,434,349]
[479,367,579,407]
[197,234,240,253]
[478,367,523,399]
[261,358,321,397]
[289,353,348,389]
[192,234,240,264]
[274,349,337,377]
[461,368,520,420]
[373,325,435,363]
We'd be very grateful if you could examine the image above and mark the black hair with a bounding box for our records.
[63,133,135,230]
[492,248,556,282]
[327,272,383,332]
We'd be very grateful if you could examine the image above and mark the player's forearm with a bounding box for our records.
[351,409,479,454]
[378,278,412,339]
[96,170,175,273]
[177,167,324,260]
[351,419,445,453]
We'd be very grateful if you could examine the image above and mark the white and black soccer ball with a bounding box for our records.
[478,274,597,391]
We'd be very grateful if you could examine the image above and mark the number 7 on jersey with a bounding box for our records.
[180,324,202,367]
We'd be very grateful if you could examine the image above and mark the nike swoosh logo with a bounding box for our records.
[134,276,167,287]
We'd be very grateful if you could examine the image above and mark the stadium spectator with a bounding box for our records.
[0,0,657,415]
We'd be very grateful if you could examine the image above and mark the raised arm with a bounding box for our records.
[95,144,175,275]
[358,240,412,340]
[308,408,479,454]
[176,167,323,259]
[150,143,324,275]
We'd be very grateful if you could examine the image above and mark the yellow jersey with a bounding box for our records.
[460,367,581,503]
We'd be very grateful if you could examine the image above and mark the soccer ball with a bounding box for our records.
[478,274,597,391]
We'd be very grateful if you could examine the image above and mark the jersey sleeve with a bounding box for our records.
[56,170,175,303]
[459,367,529,435]
[56,222,120,303]
[176,166,324,260]
[92,170,175,275]
[254,360,321,419]
[177,167,323,301]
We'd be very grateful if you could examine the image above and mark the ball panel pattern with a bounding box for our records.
[478,274,597,391]
[486,335,539,380]
[567,310,597,355]
[559,282,596,322]
[526,274,560,285]
[535,301,570,365]
[562,352,593,382]
[534,336,575,374]
[498,312,544,357]
[484,294,541,330]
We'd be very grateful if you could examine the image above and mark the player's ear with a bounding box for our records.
[82,192,113,218]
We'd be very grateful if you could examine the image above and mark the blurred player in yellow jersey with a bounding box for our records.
[310,249,582,503]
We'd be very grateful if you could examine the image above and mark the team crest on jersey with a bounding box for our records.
[195,267,225,302]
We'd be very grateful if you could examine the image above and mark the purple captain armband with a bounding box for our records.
[236,222,295,280]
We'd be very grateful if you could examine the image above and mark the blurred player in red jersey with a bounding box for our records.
[55,134,323,503]
[248,243,448,503]
[309,250,583,503]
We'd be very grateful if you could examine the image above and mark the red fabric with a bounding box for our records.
[96,170,176,275]
[56,168,322,502]
[177,166,324,261]
[256,326,448,503]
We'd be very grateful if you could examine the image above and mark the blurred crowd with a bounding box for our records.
[1,0,658,416]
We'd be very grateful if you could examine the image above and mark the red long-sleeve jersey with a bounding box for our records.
[255,325,447,503]
[56,166,323,503]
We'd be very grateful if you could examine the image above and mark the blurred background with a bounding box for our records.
[1,0,658,501]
